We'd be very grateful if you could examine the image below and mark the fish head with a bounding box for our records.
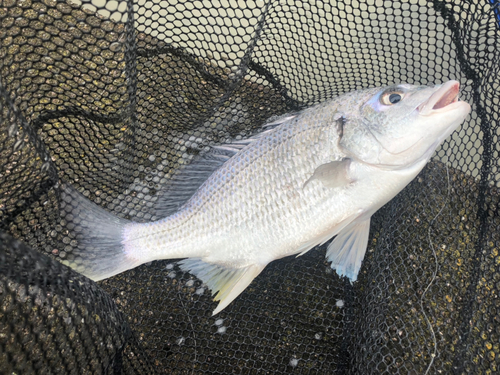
[339,80,471,168]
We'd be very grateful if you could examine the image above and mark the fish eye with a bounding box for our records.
[380,91,404,105]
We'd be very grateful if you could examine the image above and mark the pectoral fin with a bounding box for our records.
[303,158,353,189]
[179,259,265,315]
[326,217,371,282]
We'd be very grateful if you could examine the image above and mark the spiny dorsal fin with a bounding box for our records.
[155,113,299,218]
[179,258,265,315]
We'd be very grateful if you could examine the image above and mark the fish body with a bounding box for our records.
[63,81,471,314]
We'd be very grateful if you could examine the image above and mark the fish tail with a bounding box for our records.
[60,184,142,281]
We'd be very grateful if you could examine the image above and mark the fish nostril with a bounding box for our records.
[336,116,346,139]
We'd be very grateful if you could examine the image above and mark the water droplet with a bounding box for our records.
[13,139,23,151]
[41,162,51,173]
[8,124,18,137]
[109,42,122,52]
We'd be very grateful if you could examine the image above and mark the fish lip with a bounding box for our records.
[417,80,461,115]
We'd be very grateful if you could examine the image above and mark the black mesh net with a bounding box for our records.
[1,0,499,374]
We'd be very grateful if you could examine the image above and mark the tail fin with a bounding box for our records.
[60,184,142,281]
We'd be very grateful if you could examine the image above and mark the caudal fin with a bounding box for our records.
[60,184,142,281]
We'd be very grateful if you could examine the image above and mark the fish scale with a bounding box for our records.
[62,80,471,314]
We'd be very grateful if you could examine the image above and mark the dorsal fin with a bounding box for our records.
[154,113,299,218]
[154,150,231,218]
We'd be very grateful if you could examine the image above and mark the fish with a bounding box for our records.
[61,80,471,315]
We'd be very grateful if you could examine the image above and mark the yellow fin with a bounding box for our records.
[179,259,265,315]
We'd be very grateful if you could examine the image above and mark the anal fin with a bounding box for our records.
[179,259,265,315]
[326,217,371,282]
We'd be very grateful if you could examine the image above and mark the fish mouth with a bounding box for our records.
[417,80,461,115]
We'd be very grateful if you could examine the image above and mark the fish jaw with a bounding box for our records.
[416,80,471,148]
[409,81,469,165]
[417,80,463,115]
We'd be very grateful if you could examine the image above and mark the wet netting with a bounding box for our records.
[1,0,499,374]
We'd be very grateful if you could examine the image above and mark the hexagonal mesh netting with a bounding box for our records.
[1,0,499,374]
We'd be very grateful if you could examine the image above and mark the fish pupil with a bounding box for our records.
[389,93,402,104]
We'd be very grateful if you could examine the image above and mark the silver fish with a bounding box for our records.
[62,80,471,314]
